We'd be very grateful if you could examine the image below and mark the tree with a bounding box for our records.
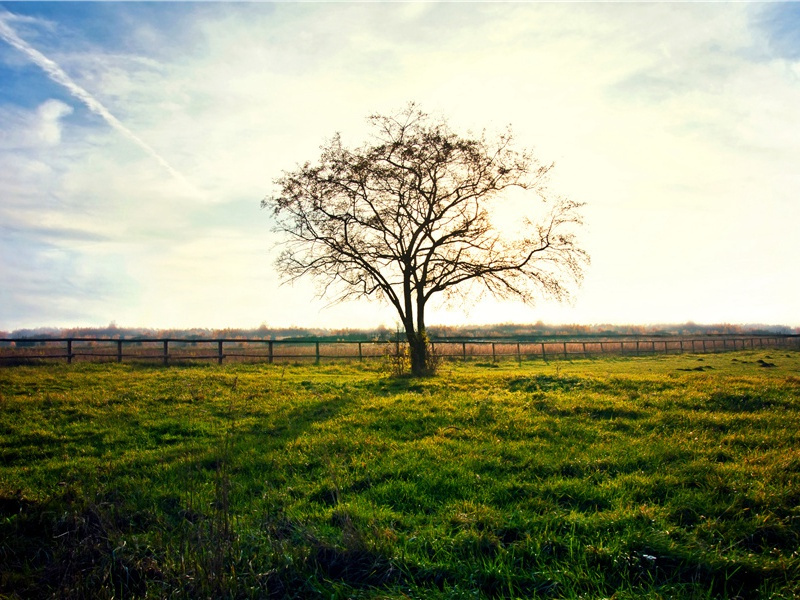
[263,104,588,376]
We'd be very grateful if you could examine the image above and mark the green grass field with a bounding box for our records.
[1,351,799,599]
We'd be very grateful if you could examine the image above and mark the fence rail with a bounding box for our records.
[1,335,798,366]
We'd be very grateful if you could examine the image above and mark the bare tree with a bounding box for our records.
[263,104,588,375]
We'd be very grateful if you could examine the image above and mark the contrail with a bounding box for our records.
[0,10,189,185]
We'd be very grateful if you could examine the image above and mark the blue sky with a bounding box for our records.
[1,2,799,331]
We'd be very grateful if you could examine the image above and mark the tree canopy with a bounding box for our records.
[263,104,588,375]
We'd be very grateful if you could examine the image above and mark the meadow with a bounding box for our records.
[1,351,799,599]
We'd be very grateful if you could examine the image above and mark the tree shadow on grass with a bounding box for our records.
[243,393,356,448]
[358,376,432,396]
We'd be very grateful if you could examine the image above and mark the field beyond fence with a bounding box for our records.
[1,334,798,365]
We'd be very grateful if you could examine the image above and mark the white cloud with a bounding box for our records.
[0,99,72,148]
[0,10,196,192]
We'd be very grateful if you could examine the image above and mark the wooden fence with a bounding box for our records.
[1,335,798,366]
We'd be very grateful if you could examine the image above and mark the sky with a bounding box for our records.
[1,1,799,331]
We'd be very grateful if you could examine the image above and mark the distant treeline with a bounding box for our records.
[2,321,797,341]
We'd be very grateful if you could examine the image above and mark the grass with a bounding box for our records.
[1,351,799,598]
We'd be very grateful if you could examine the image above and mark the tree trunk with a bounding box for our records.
[407,330,431,376]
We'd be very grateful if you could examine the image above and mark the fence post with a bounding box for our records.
[517,342,521,365]
[218,341,224,365]
[492,343,496,363]
[162,340,169,365]
[541,342,547,361]
[636,341,640,356]
[268,340,274,364]
[358,342,363,361]
[67,339,72,364]
[462,342,467,361]
[117,340,123,363]
[315,341,320,365]
[584,342,588,358]
[563,342,568,359]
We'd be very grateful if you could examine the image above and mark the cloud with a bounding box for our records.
[0,9,194,189]
[0,227,136,326]
[2,223,108,244]
[0,99,72,148]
